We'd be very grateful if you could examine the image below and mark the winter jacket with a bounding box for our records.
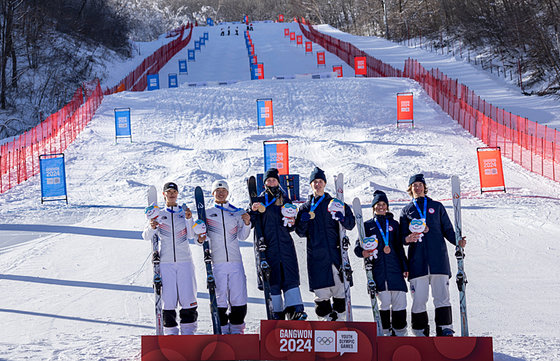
[142,205,195,263]
[295,193,355,291]
[353,213,408,292]
[205,202,251,264]
[399,196,456,279]
[250,190,300,290]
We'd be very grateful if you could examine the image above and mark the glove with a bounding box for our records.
[334,211,345,223]
[300,212,311,222]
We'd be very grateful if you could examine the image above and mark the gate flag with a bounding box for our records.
[333,65,343,77]
[147,74,159,91]
[317,52,326,67]
[257,99,274,130]
[168,73,178,88]
[264,140,289,175]
[477,147,506,193]
[396,92,414,127]
[39,154,68,204]
[305,41,312,54]
[188,49,195,61]
[178,59,188,74]
[114,107,132,143]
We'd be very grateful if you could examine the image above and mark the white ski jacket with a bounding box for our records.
[142,205,195,263]
[204,202,251,264]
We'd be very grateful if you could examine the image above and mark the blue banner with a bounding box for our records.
[203,32,209,40]
[206,18,214,26]
[188,49,195,61]
[194,40,200,51]
[114,108,132,138]
[178,59,188,74]
[40,155,67,201]
[147,74,159,91]
[200,37,206,46]
[168,73,178,88]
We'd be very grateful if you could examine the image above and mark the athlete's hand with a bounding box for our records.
[150,219,159,229]
[241,212,251,225]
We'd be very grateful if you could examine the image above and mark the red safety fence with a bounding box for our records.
[104,23,193,95]
[299,18,560,182]
[1,23,194,193]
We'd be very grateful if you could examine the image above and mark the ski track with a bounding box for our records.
[0,22,559,361]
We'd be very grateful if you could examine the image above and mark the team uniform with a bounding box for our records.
[296,191,355,321]
[204,201,251,334]
[143,205,198,335]
[400,191,457,337]
[354,210,408,336]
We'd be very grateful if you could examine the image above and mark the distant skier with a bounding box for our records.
[227,26,230,36]
[201,180,251,334]
[295,167,355,321]
[250,168,307,320]
[142,182,200,335]
[400,174,467,337]
[354,190,408,336]
[235,27,239,36]
[220,28,224,36]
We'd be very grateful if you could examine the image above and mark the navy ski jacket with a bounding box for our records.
[295,193,355,291]
[250,190,300,291]
[399,196,456,279]
[353,213,408,292]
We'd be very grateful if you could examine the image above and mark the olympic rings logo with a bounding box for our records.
[316,336,334,345]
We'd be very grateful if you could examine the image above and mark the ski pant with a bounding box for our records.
[313,264,346,318]
[270,261,303,313]
[409,274,453,331]
[378,290,407,334]
[214,262,248,308]
[160,262,198,310]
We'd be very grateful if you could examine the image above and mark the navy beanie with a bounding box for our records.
[264,168,280,183]
[371,190,389,207]
[309,166,327,184]
[408,173,426,186]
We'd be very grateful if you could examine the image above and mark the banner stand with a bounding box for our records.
[39,153,68,204]
[477,147,506,193]
[396,92,414,128]
[114,107,133,143]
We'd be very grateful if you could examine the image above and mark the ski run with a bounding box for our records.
[1,22,560,361]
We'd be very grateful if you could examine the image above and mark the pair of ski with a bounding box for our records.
[146,185,221,335]
[353,175,469,337]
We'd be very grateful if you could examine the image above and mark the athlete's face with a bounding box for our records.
[311,179,326,196]
[265,178,279,187]
[411,181,425,198]
[164,189,178,206]
[213,188,229,203]
[373,201,388,216]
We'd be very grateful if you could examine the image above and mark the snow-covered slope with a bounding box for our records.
[1,22,559,361]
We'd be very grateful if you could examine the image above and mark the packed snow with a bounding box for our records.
[1,22,559,361]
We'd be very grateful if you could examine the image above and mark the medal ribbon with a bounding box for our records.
[413,197,427,220]
[215,203,241,213]
[263,194,277,209]
[374,217,390,248]
[310,194,325,213]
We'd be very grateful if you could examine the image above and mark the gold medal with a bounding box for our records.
[309,211,315,220]
[258,204,266,213]
[384,245,391,254]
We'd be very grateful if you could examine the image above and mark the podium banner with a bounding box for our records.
[477,147,506,192]
[257,99,274,128]
[354,56,366,76]
[146,74,159,91]
[264,140,289,175]
[260,320,376,361]
[39,154,68,203]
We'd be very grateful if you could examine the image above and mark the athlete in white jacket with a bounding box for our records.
[201,180,251,334]
[142,182,198,335]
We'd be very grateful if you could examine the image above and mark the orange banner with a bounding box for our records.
[477,147,506,192]
[354,56,366,76]
[397,92,414,123]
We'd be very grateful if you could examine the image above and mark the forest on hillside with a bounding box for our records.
[1,0,559,138]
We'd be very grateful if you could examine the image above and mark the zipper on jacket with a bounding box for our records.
[171,208,177,262]
[220,209,229,262]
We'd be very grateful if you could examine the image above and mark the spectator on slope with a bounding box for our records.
[250,168,307,320]
[295,167,355,321]
[399,174,466,337]
[142,182,200,335]
[197,180,251,334]
[354,190,408,336]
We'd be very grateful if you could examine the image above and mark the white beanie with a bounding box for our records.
[212,179,229,193]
